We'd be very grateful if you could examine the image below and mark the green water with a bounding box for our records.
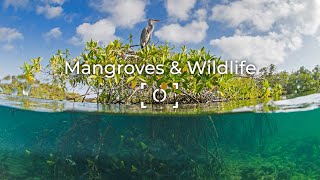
[0,103,320,180]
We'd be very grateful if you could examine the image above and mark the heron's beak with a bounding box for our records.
[154,19,160,22]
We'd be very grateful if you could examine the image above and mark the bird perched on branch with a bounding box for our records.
[140,19,160,49]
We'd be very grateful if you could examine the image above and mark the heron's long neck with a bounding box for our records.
[148,23,154,32]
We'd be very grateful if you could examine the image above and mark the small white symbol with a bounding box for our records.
[173,83,179,109]
[141,102,147,109]
[139,82,179,109]
[141,83,147,109]
[153,89,167,102]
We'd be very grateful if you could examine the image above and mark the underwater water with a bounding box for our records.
[0,94,320,179]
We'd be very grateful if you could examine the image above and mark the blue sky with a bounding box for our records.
[1,0,320,77]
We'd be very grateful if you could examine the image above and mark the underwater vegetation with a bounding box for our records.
[224,137,320,179]
[0,112,224,179]
[1,104,320,179]
[32,115,226,179]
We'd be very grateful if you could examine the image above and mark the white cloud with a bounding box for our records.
[292,0,320,36]
[194,9,207,21]
[155,7,209,44]
[90,0,147,28]
[3,0,28,9]
[70,19,118,46]
[211,0,305,32]
[47,0,65,5]
[3,0,65,19]
[43,27,62,41]
[165,0,197,20]
[210,0,320,67]
[2,44,14,51]
[0,27,24,42]
[210,34,287,67]
[36,5,63,19]
[155,20,208,44]
[39,0,65,5]
[0,27,23,52]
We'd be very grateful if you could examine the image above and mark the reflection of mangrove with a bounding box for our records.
[26,113,278,179]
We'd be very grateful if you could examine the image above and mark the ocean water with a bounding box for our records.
[0,94,320,179]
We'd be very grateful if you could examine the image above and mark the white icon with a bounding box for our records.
[140,83,179,109]
[152,89,167,102]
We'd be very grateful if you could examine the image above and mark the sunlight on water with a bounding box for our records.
[271,93,320,112]
[0,93,320,114]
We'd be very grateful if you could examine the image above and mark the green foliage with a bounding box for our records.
[44,40,237,104]
[21,57,42,84]
[1,82,66,100]
[273,83,283,100]
[48,49,71,89]
[220,77,260,100]
[7,39,319,104]
[259,64,320,96]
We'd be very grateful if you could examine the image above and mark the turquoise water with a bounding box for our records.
[0,94,320,179]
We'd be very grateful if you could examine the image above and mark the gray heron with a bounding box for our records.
[140,19,160,49]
